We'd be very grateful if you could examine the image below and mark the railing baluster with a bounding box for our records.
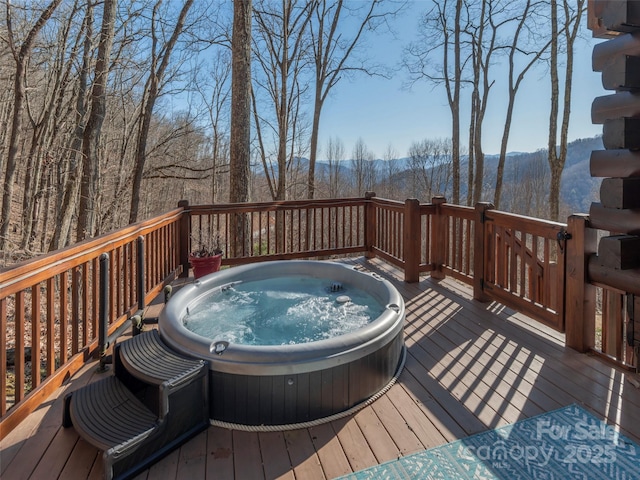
[60,272,69,364]
[1,298,6,415]
[137,236,145,311]
[15,291,25,403]
[98,253,109,372]
[46,278,55,376]
[72,268,79,355]
[31,284,41,389]
[82,263,89,347]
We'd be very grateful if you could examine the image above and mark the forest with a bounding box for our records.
[0,0,587,267]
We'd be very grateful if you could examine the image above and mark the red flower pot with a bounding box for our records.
[190,253,222,279]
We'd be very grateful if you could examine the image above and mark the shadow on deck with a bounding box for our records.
[2,257,639,479]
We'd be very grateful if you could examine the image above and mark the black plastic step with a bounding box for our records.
[117,329,205,388]
[64,376,158,454]
[63,330,210,479]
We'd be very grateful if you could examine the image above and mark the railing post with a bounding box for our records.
[136,235,145,311]
[473,202,494,302]
[364,192,376,259]
[404,198,421,283]
[430,196,446,280]
[178,199,190,278]
[97,253,110,372]
[565,214,597,352]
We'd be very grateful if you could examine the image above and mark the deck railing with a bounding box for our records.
[0,209,183,435]
[436,201,475,282]
[183,197,369,268]
[1,195,635,438]
[481,208,567,332]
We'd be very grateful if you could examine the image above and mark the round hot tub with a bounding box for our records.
[159,260,405,426]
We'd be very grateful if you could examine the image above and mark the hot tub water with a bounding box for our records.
[183,275,383,345]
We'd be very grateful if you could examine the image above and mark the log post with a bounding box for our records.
[565,214,598,352]
[473,202,494,302]
[364,192,376,259]
[178,200,191,278]
[430,196,446,280]
[403,198,421,283]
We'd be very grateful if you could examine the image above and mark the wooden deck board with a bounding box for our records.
[308,423,351,479]
[144,446,179,480]
[204,427,233,479]
[258,431,295,480]
[58,439,98,480]
[2,257,640,479]
[331,415,378,472]
[352,404,400,464]
[368,392,424,456]
[232,431,263,479]
[176,430,207,479]
[282,429,324,480]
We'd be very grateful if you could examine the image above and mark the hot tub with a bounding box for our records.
[159,260,405,426]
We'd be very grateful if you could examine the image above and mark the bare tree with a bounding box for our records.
[493,0,549,208]
[501,150,548,216]
[77,0,117,240]
[252,0,314,201]
[379,143,400,199]
[128,0,194,223]
[306,0,402,198]
[466,0,527,206]
[49,1,94,250]
[408,137,452,200]
[323,135,345,198]
[547,0,585,221]
[1,0,62,250]
[404,0,464,204]
[229,0,252,206]
[194,50,232,204]
[20,1,87,252]
[466,0,494,205]
[350,137,376,196]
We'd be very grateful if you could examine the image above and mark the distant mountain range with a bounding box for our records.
[311,135,604,215]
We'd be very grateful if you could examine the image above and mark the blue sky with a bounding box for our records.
[317,2,605,159]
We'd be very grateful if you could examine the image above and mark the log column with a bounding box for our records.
[587,1,640,362]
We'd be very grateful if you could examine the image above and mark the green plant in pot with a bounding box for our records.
[190,232,224,279]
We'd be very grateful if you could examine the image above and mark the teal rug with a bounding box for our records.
[336,404,639,479]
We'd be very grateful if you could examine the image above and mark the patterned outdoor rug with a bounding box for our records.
[336,404,639,479]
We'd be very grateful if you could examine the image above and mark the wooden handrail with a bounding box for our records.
[1,208,184,438]
[0,208,183,298]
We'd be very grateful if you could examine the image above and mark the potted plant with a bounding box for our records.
[189,232,224,279]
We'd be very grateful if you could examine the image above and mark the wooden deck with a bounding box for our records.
[2,257,639,480]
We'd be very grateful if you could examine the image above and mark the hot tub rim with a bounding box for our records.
[158,260,405,376]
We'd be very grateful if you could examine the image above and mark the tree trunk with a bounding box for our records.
[308,96,322,199]
[229,0,252,257]
[547,0,584,221]
[548,0,560,221]
[452,0,462,205]
[77,0,117,240]
[50,3,93,251]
